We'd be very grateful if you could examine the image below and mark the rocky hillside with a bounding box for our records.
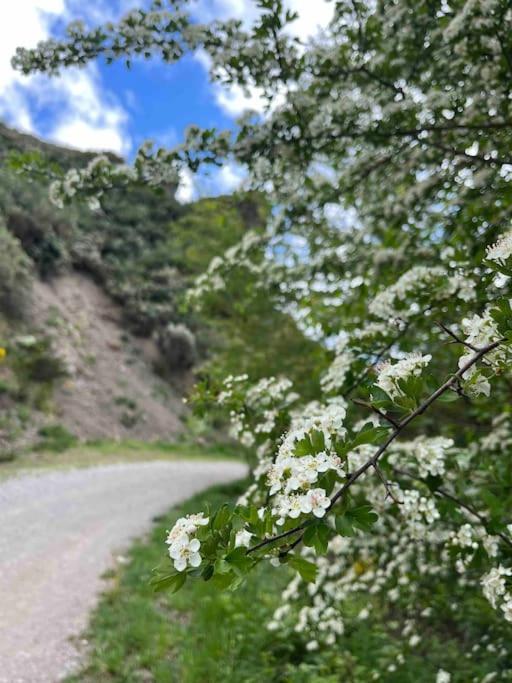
[31,272,185,441]
[0,123,267,454]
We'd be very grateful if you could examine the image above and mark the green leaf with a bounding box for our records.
[303,522,331,554]
[294,436,312,456]
[336,426,388,457]
[212,504,232,531]
[210,571,237,590]
[369,386,393,408]
[225,547,253,573]
[437,392,459,403]
[336,504,379,536]
[490,298,512,335]
[288,555,318,583]
[201,564,214,581]
[425,475,443,492]
[310,429,325,453]
[335,513,356,537]
[214,558,231,575]
[348,504,379,532]
[151,571,186,593]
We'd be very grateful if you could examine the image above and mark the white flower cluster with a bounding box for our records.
[450,523,499,573]
[369,266,475,320]
[221,374,299,451]
[268,511,450,653]
[486,230,512,267]
[234,529,253,548]
[376,353,431,400]
[12,6,194,75]
[49,155,137,209]
[460,312,501,351]
[390,436,453,478]
[165,513,208,572]
[479,413,512,453]
[216,373,249,405]
[321,334,354,393]
[246,376,297,409]
[400,489,440,537]
[268,401,347,524]
[48,147,185,210]
[458,311,503,396]
[272,486,332,523]
[481,565,512,622]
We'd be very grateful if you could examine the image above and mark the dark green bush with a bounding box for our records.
[0,222,33,319]
[156,322,197,372]
[35,424,77,452]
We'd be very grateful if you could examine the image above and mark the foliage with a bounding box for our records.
[156,322,197,374]
[9,335,66,386]
[0,221,33,318]
[35,424,78,452]
[66,480,512,683]
[14,0,512,680]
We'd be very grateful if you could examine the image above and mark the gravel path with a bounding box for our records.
[0,460,246,683]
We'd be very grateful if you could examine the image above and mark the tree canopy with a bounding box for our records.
[12,0,512,679]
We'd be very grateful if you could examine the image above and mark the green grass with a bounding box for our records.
[54,477,505,682]
[66,480,298,683]
[0,439,241,481]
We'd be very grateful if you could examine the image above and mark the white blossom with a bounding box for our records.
[376,353,431,400]
[486,231,512,267]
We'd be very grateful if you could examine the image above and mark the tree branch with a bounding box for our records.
[247,338,503,556]
[352,398,400,429]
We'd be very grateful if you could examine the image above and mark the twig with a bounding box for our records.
[436,321,512,395]
[435,321,479,352]
[372,462,402,504]
[352,398,400,429]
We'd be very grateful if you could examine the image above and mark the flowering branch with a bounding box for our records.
[247,339,503,556]
[392,466,512,550]
[343,320,411,398]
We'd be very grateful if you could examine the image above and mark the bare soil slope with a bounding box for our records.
[31,272,185,441]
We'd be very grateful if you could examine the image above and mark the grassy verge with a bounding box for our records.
[0,439,240,481]
[51,478,501,682]
[66,480,298,683]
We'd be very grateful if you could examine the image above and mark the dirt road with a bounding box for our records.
[0,460,246,682]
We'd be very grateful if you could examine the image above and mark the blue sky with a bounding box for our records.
[0,0,333,199]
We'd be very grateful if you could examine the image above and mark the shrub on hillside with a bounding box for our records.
[35,424,77,452]
[0,222,33,319]
[157,322,197,372]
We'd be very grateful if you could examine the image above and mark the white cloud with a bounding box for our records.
[176,167,196,203]
[0,0,130,154]
[192,0,334,117]
[211,81,268,118]
[44,67,131,155]
[176,161,246,203]
[191,0,334,34]
[214,162,246,193]
[285,0,334,42]
[0,0,334,153]
[0,0,64,131]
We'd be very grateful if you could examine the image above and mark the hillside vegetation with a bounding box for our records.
[0,122,307,455]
